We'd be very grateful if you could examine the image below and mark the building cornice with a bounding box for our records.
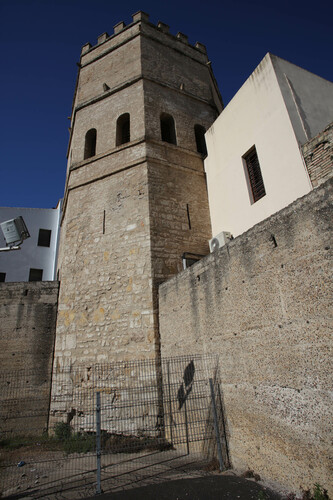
[61,138,206,221]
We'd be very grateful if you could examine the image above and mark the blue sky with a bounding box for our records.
[0,0,332,208]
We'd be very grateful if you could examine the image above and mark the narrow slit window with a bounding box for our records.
[186,204,191,230]
[160,113,177,145]
[84,128,97,159]
[194,125,207,156]
[243,146,266,203]
[116,113,130,146]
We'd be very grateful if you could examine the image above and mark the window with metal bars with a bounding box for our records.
[243,146,266,203]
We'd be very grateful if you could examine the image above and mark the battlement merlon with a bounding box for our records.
[80,11,208,66]
[132,10,150,23]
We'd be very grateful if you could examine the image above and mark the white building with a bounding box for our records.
[205,53,333,238]
[0,203,61,282]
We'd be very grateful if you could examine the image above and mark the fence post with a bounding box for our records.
[184,398,190,455]
[96,391,101,495]
[167,362,173,446]
[209,378,224,471]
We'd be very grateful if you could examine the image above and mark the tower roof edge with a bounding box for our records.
[132,11,150,23]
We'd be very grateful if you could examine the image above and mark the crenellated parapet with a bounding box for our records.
[80,11,207,59]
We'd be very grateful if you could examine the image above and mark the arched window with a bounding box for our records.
[116,113,130,146]
[84,128,97,159]
[160,113,177,145]
[194,125,207,156]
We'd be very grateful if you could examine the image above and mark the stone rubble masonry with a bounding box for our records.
[55,165,154,366]
[159,177,333,496]
[52,11,218,399]
[302,121,333,187]
[0,281,59,434]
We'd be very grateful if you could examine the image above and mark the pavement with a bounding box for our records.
[87,474,284,499]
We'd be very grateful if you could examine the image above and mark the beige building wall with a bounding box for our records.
[159,178,333,496]
[271,56,333,144]
[204,53,333,238]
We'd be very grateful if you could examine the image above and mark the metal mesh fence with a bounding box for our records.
[0,354,228,498]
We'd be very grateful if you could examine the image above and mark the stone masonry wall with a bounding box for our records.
[0,281,59,435]
[50,162,158,428]
[159,178,333,495]
[56,13,219,372]
[55,163,154,367]
[148,157,212,282]
[302,121,333,187]
[52,14,220,430]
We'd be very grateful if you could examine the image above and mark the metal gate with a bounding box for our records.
[0,354,229,498]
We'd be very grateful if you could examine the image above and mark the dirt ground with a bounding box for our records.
[1,446,284,500]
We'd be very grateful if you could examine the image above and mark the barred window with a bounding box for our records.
[243,146,266,203]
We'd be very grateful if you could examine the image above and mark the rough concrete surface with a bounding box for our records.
[0,281,58,435]
[159,178,333,496]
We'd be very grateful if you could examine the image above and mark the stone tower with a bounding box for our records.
[53,11,222,368]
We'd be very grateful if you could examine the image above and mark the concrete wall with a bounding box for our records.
[204,53,313,239]
[0,281,59,435]
[159,178,332,495]
[302,121,333,187]
[272,55,333,145]
[0,205,61,282]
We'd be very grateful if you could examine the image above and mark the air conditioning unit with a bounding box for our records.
[209,231,233,252]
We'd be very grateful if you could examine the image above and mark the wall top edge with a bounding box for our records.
[81,13,207,57]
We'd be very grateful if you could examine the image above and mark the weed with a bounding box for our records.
[62,432,95,454]
[312,484,329,500]
[1,428,171,457]
[0,433,59,451]
[53,422,95,454]
[285,484,330,500]
[54,422,72,441]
